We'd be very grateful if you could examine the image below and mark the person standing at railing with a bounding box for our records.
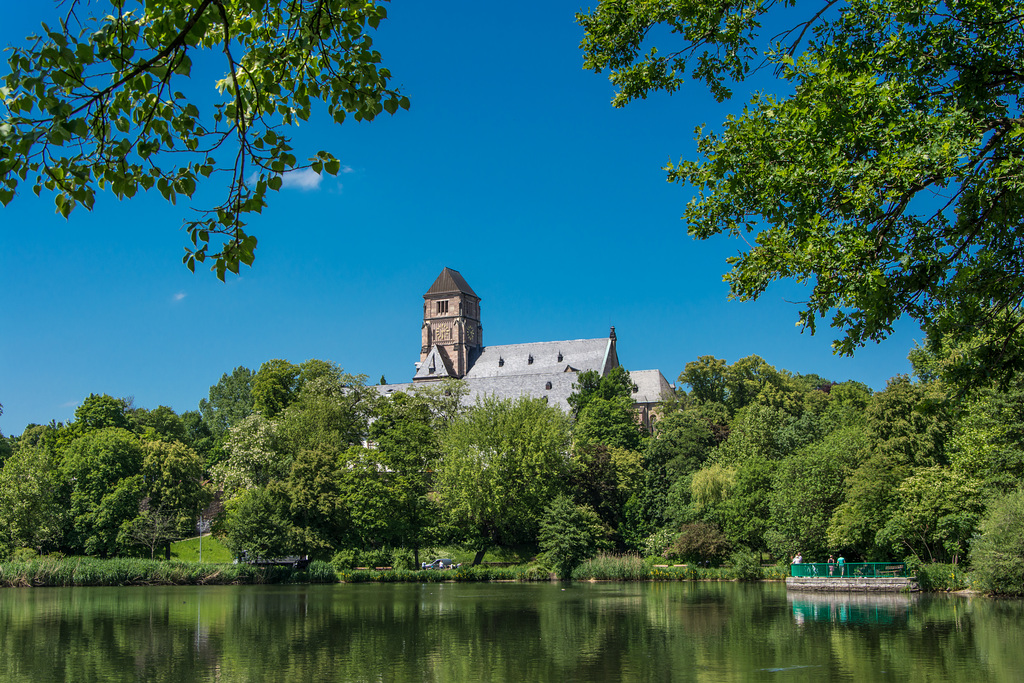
[827,555,835,576]
[837,555,845,577]
[792,552,803,565]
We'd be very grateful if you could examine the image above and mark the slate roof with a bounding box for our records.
[425,267,478,298]
[463,337,615,379]
[412,345,455,381]
[629,369,675,405]
[376,372,584,413]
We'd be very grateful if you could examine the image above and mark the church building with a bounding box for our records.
[377,267,673,427]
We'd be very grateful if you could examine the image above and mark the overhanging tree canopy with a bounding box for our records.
[1,0,408,278]
[579,0,1024,387]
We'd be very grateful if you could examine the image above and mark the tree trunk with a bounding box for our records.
[472,549,486,566]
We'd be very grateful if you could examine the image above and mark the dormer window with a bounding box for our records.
[498,357,504,367]
[528,354,534,365]
[557,352,563,362]
[545,381,552,390]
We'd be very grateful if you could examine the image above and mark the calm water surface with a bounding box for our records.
[0,581,1021,682]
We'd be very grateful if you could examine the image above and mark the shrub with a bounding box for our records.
[11,548,39,562]
[330,549,358,571]
[642,528,676,558]
[360,547,392,569]
[538,495,608,581]
[914,562,971,592]
[666,522,732,566]
[391,547,415,571]
[728,548,762,581]
[970,489,1024,595]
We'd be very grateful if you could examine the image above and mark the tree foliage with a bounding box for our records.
[200,366,255,437]
[221,483,296,560]
[877,465,984,564]
[0,444,65,554]
[580,0,1024,387]
[61,427,146,556]
[666,522,731,565]
[971,488,1024,595]
[2,0,409,278]
[367,391,441,563]
[252,359,301,418]
[767,426,870,560]
[438,396,571,558]
[538,494,610,581]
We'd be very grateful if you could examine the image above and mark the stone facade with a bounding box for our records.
[378,267,674,415]
[418,267,483,380]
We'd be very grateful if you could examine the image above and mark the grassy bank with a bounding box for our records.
[169,535,234,563]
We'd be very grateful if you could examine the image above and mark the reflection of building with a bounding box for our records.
[378,267,674,420]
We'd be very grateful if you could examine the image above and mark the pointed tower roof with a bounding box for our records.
[424,267,478,298]
[413,345,456,380]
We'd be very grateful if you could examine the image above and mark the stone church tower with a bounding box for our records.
[414,267,483,381]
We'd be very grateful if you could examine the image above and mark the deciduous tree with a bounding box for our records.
[971,489,1024,595]
[61,427,146,556]
[538,495,610,581]
[2,0,409,277]
[0,444,66,555]
[368,391,440,566]
[579,0,1024,386]
[199,366,255,437]
[438,396,571,563]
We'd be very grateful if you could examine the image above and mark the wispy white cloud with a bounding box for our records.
[172,292,187,303]
[60,400,78,408]
[245,166,349,191]
[281,168,323,191]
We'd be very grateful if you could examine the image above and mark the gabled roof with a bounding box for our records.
[424,267,478,298]
[413,345,456,380]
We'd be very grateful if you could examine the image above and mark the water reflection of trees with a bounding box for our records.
[0,584,1022,681]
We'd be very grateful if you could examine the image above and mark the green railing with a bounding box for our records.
[790,562,908,578]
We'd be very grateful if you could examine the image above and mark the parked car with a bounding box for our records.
[421,558,460,570]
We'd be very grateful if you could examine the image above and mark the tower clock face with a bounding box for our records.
[467,325,476,342]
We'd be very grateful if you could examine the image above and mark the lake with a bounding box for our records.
[0,581,1021,681]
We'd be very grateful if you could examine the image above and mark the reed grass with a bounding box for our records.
[573,553,649,581]
[0,556,326,587]
[336,563,550,583]
[572,553,790,581]
[0,554,790,588]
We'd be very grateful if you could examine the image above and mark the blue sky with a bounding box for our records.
[0,2,922,436]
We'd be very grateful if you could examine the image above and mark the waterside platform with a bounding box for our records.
[786,576,919,592]
[787,562,918,592]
